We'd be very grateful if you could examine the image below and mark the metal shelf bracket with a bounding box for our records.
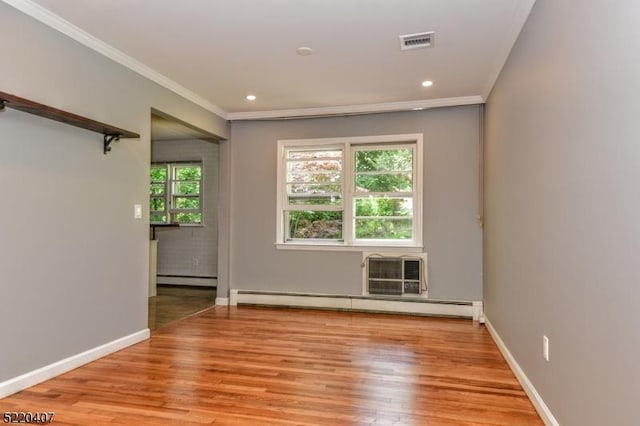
[104,134,120,155]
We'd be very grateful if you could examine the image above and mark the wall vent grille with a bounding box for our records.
[399,32,434,50]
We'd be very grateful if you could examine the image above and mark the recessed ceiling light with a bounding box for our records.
[412,107,424,111]
[421,80,433,87]
[246,94,257,101]
[296,47,313,56]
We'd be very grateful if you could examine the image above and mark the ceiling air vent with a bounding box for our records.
[399,31,434,51]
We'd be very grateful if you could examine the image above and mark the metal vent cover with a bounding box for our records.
[399,31,434,51]
[367,257,423,296]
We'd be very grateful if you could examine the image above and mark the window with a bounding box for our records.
[150,162,203,225]
[277,134,422,249]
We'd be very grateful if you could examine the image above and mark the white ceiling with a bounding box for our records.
[13,0,535,119]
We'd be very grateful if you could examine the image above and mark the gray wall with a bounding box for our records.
[152,139,219,284]
[229,106,482,301]
[484,0,640,424]
[0,3,227,382]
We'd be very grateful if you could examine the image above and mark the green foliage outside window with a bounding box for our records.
[150,213,167,223]
[355,218,412,239]
[355,148,412,171]
[288,211,342,240]
[150,184,165,195]
[174,182,200,195]
[174,197,200,209]
[175,166,201,180]
[354,197,413,240]
[354,149,413,193]
[173,212,202,223]
[150,167,167,181]
[355,197,411,217]
[353,148,413,239]
[150,198,165,211]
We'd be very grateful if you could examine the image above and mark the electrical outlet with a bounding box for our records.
[133,204,142,219]
[543,335,549,361]
[193,258,199,268]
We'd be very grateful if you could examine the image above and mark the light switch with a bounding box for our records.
[134,204,142,219]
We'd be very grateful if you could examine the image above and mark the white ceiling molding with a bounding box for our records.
[1,0,228,119]
[481,0,536,98]
[226,96,485,121]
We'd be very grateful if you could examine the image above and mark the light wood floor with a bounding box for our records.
[1,307,542,425]
[148,285,216,330]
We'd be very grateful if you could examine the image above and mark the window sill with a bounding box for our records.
[274,243,424,253]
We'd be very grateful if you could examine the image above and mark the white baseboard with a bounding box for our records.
[0,329,150,399]
[215,297,229,306]
[229,289,482,319]
[484,317,559,426]
[157,276,216,287]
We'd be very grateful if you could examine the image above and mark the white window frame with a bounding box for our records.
[150,161,204,226]
[276,134,423,252]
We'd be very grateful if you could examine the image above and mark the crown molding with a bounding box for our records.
[227,96,485,121]
[2,0,228,119]
[4,0,490,123]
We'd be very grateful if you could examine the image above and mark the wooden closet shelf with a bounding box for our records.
[0,91,139,154]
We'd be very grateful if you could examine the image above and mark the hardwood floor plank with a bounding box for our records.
[148,285,216,330]
[1,306,542,425]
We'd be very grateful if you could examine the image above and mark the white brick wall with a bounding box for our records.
[152,139,218,285]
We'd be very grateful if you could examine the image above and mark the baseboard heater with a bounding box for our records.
[230,290,483,321]
[157,275,217,287]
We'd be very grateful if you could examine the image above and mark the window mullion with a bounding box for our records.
[170,208,200,213]
[412,143,421,244]
[285,205,343,212]
[164,164,171,224]
[353,191,413,198]
[343,142,353,245]
[277,145,287,242]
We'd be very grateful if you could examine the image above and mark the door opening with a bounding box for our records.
[148,111,220,330]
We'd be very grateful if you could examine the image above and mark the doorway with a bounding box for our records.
[149,111,220,330]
